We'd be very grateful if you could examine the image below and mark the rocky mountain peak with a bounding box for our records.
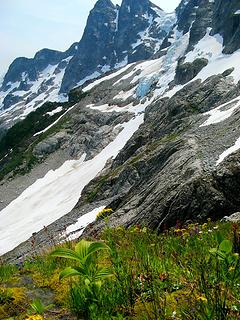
[0,0,176,120]
[94,0,115,9]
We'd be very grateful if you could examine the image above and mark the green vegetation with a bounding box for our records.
[86,174,110,203]
[68,88,88,104]
[0,101,74,180]
[51,240,112,318]
[0,220,239,319]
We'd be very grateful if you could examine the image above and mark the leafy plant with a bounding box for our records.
[51,240,113,318]
[29,298,52,316]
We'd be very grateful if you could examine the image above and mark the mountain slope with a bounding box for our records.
[1,0,240,260]
[0,0,175,130]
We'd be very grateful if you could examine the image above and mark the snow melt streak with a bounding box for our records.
[0,114,144,255]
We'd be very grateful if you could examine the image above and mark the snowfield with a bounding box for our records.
[0,114,144,255]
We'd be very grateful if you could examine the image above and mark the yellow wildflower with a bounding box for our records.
[25,316,45,320]
[96,208,113,220]
[196,295,208,303]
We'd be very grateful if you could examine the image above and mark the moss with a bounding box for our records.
[0,287,28,317]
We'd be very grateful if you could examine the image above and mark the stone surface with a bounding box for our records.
[174,57,208,85]
[222,212,240,223]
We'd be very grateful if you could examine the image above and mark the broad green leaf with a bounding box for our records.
[94,267,113,281]
[84,242,110,265]
[75,240,92,260]
[50,248,81,263]
[219,240,232,254]
[59,267,81,280]
[216,231,224,245]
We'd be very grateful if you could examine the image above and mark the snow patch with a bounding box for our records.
[200,97,240,127]
[63,206,105,241]
[46,106,63,116]
[185,29,223,63]
[216,136,240,165]
[82,63,135,92]
[0,114,144,255]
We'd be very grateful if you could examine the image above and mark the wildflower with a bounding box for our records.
[172,311,177,317]
[229,266,235,272]
[96,208,113,220]
[25,316,45,320]
[141,226,147,233]
[208,229,213,233]
[213,226,219,230]
[196,295,207,303]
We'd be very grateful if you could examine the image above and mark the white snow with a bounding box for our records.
[63,206,105,241]
[130,8,176,54]
[101,65,111,73]
[82,63,135,92]
[185,29,223,63]
[46,106,63,116]
[115,56,129,69]
[166,32,240,98]
[183,29,240,86]
[114,8,119,32]
[216,136,240,165]
[234,10,240,15]
[113,87,136,101]
[200,97,240,127]
[0,114,144,255]
[152,8,176,34]
[88,96,152,115]
[0,56,73,119]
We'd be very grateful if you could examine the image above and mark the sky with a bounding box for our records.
[0,0,181,76]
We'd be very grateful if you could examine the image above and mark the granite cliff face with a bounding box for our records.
[1,0,240,260]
